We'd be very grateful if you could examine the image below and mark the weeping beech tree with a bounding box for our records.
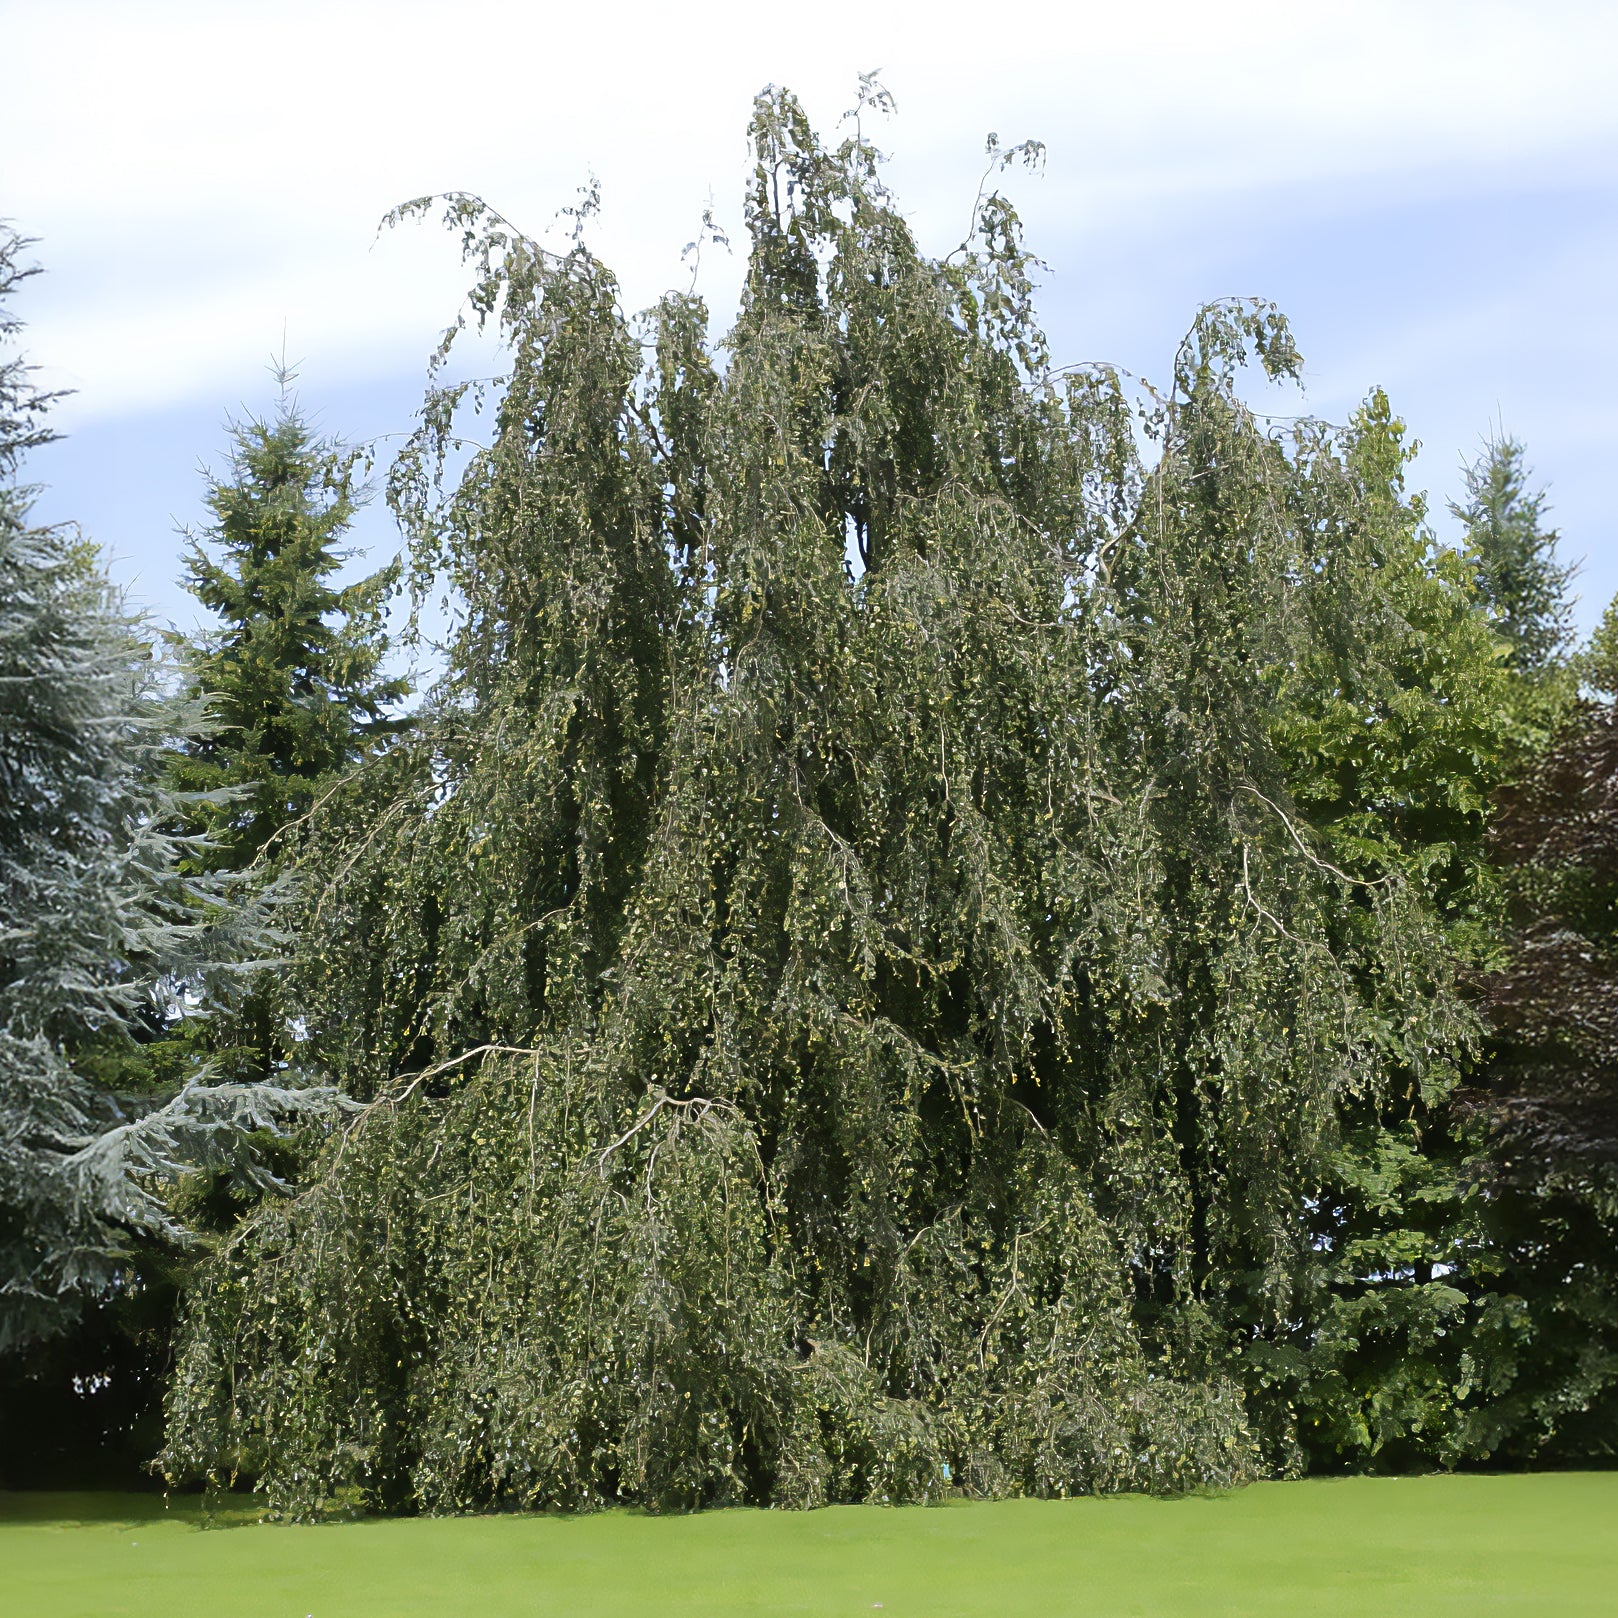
[163,90,1506,1513]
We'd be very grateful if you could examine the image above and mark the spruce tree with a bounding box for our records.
[1453,434,1574,674]
[170,380,408,874]
[155,386,409,1103]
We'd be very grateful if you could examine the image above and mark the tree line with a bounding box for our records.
[2,90,1614,1510]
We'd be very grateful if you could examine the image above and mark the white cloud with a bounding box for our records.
[5,0,1615,418]
[6,0,1616,632]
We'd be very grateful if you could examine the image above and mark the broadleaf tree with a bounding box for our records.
[161,92,1567,1513]
[1463,677,1618,1462]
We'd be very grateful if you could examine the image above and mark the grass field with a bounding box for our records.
[4,1473,1614,1617]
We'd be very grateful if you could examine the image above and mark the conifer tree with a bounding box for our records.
[0,227,336,1355]
[170,381,408,874]
[156,387,409,1101]
[1453,435,1573,674]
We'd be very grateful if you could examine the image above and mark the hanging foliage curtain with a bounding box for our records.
[163,90,1502,1514]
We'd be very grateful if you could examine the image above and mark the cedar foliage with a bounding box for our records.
[163,92,1519,1513]
[0,228,336,1357]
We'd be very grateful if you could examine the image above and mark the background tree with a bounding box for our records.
[1239,393,1522,1472]
[170,381,408,875]
[1481,607,1618,1187]
[1452,434,1573,676]
[161,382,408,1095]
[1461,663,1618,1462]
[0,227,337,1475]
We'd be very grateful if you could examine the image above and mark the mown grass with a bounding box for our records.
[4,1472,1613,1617]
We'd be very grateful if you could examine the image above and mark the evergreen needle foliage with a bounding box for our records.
[156,386,410,1098]
[0,228,340,1355]
[1453,435,1574,675]
[163,93,1529,1514]
[171,384,408,875]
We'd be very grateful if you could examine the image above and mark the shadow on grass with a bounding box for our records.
[0,1489,265,1529]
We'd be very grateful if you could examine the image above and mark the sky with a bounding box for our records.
[4,0,1616,641]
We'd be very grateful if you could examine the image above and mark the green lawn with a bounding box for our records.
[4,1473,1613,1617]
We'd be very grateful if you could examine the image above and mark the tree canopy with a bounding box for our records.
[1453,434,1573,675]
[158,92,1554,1515]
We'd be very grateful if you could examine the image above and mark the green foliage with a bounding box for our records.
[1273,393,1515,916]
[1237,394,1518,1472]
[1579,593,1618,698]
[153,386,410,1105]
[161,93,1535,1515]
[170,384,408,874]
[1459,1179,1618,1465]
[166,1056,1253,1512]
[1452,434,1573,676]
[2,376,409,1482]
[0,226,339,1355]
